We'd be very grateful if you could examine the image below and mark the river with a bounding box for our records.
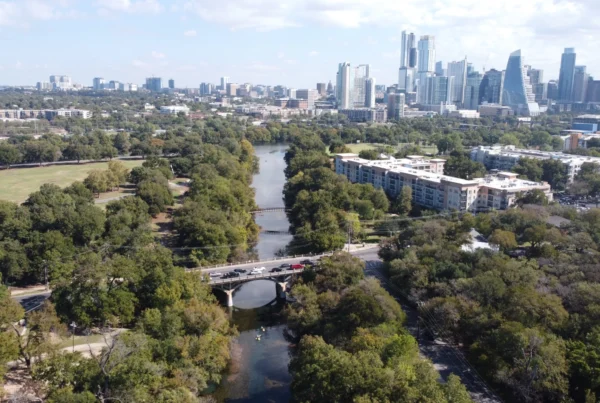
[213,144,293,402]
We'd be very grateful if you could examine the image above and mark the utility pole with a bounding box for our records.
[70,322,77,353]
[43,260,48,291]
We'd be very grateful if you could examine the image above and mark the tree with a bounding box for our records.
[489,229,517,252]
[393,186,412,216]
[0,143,21,168]
[444,151,487,179]
[107,160,130,187]
[83,170,108,197]
[358,149,380,160]
[516,189,549,206]
[136,180,173,216]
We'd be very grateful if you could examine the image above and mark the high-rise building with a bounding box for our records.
[226,83,239,97]
[435,61,445,77]
[400,31,417,69]
[296,89,319,109]
[447,58,468,106]
[316,83,327,96]
[528,69,543,86]
[464,72,483,110]
[547,80,559,100]
[586,80,600,103]
[50,75,72,90]
[417,36,436,74]
[168,79,175,89]
[387,93,405,121]
[353,64,370,108]
[558,48,576,101]
[425,76,453,105]
[502,50,540,116]
[398,67,415,92]
[220,76,230,91]
[93,77,105,91]
[107,81,120,90]
[327,81,334,94]
[479,69,505,105]
[572,66,589,103]
[534,83,548,102]
[145,77,162,92]
[365,77,376,108]
[336,62,352,109]
[288,88,297,99]
[200,82,213,95]
[36,82,52,91]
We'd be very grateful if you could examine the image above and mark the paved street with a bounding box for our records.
[13,291,51,312]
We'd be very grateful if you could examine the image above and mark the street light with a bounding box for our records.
[70,322,77,353]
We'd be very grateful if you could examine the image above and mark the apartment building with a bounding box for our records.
[0,108,91,120]
[471,145,600,183]
[335,154,552,212]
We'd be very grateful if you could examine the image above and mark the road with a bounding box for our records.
[11,245,498,402]
[13,291,51,312]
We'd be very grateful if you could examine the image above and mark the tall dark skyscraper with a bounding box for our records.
[168,79,175,89]
[400,31,416,68]
[558,48,576,101]
[145,77,162,92]
[479,69,505,105]
[502,50,539,116]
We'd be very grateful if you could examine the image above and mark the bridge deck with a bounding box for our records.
[210,268,303,285]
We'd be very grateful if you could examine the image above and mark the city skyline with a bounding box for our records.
[0,0,599,88]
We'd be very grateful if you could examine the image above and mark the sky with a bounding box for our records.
[0,0,599,88]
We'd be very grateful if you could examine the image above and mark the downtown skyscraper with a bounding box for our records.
[353,64,370,108]
[502,50,540,116]
[336,62,352,109]
[398,31,416,92]
[416,35,436,104]
[558,48,576,101]
[447,58,468,107]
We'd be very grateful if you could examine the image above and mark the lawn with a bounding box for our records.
[343,142,439,155]
[0,160,143,203]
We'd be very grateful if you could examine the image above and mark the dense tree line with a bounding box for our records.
[379,204,600,402]
[282,133,389,252]
[286,252,473,402]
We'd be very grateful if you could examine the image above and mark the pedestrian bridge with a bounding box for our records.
[210,269,304,306]
[250,207,288,214]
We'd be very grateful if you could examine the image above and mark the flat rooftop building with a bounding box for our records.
[471,145,600,183]
[336,153,552,212]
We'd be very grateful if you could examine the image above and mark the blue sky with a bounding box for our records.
[1,0,599,88]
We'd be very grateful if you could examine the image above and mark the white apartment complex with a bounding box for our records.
[160,105,190,115]
[0,108,91,120]
[336,153,552,212]
[471,145,600,183]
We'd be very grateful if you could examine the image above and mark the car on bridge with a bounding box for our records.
[280,263,291,270]
[223,271,240,279]
[234,269,247,274]
[209,272,222,278]
[250,267,266,275]
[300,259,315,266]
[270,267,283,273]
[291,264,304,270]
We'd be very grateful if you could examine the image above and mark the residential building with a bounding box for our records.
[400,31,417,69]
[274,98,289,108]
[50,75,72,90]
[296,89,319,109]
[36,82,52,91]
[287,99,309,109]
[417,35,436,74]
[398,67,415,92]
[387,93,405,121]
[435,61,445,77]
[336,62,352,109]
[168,79,175,89]
[335,154,552,212]
[365,78,376,108]
[449,110,480,119]
[226,83,239,97]
[160,105,190,115]
[338,108,386,123]
[145,77,162,92]
[502,50,540,116]
[528,68,543,86]
[479,69,504,105]
[471,145,600,183]
[220,77,230,91]
[447,58,468,106]
[586,81,600,103]
[353,64,370,108]
[200,82,213,95]
[425,76,453,105]
[107,81,120,90]
[479,104,513,117]
[464,72,483,110]
[558,48,576,101]
[547,80,559,100]
[316,83,327,96]
[93,77,105,91]
[572,66,589,103]
[534,83,548,102]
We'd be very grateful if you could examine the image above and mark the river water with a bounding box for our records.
[214,144,293,403]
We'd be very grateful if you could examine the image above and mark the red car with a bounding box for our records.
[291,264,304,270]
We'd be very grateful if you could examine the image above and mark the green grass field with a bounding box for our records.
[0,160,143,203]
[344,143,439,155]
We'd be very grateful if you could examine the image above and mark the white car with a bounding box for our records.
[209,272,222,278]
[250,267,266,275]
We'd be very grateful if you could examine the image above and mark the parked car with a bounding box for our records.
[234,268,247,274]
[280,263,291,270]
[270,267,283,273]
[291,264,304,270]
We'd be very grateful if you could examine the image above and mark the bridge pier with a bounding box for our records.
[224,289,235,307]
[276,281,288,300]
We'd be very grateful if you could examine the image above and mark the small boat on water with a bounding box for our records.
[255,335,262,341]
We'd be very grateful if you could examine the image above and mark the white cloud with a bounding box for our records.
[246,62,279,72]
[308,51,319,57]
[132,59,149,68]
[151,51,166,59]
[0,0,79,27]
[96,0,162,14]
[277,52,285,59]
[183,29,197,36]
